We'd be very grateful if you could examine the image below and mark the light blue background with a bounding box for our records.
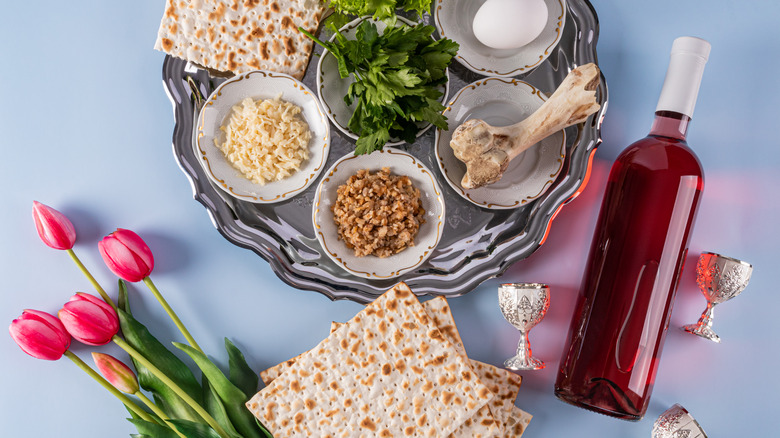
[1,1,778,436]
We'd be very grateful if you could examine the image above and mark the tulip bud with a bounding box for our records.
[98,229,154,283]
[32,201,76,250]
[58,293,119,346]
[9,309,71,360]
[92,352,139,394]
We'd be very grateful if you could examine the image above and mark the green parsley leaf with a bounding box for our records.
[328,0,399,21]
[303,19,459,155]
[355,128,392,155]
[401,0,432,19]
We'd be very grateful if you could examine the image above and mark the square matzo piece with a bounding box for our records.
[246,283,495,437]
[422,297,527,430]
[154,0,324,79]
[259,297,528,437]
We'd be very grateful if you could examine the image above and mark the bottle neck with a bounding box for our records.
[649,110,690,141]
[655,38,709,117]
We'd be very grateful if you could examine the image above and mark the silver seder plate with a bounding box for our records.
[162,0,608,303]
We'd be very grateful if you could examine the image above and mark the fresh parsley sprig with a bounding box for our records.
[301,20,458,155]
[328,0,433,22]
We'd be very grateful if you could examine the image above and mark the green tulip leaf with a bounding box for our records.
[127,418,180,438]
[255,418,274,437]
[118,308,202,422]
[225,338,259,399]
[203,377,242,438]
[128,417,225,438]
[150,392,197,424]
[174,342,265,438]
[124,404,162,427]
[118,279,130,312]
[125,404,142,420]
[167,420,225,438]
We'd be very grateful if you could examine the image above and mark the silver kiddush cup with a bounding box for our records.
[498,283,550,371]
[652,404,707,438]
[682,252,752,343]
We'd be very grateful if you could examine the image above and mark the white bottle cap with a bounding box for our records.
[655,36,711,117]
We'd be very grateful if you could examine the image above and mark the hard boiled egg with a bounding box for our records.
[473,0,549,50]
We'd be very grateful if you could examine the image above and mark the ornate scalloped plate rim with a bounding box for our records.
[195,70,330,203]
[312,148,445,279]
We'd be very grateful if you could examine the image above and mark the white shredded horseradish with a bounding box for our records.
[216,96,311,185]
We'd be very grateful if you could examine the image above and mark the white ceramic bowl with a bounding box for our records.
[195,70,330,203]
[316,16,449,146]
[434,0,566,77]
[435,77,566,209]
[313,149,445,279]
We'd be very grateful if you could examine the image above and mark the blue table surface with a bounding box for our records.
[2,1,778,436]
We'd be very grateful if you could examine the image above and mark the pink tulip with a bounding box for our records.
[9,309,72,360]
[98,229,154,283]
[92,353,139,394]
[58,293,119,346]
[32,201,76,250]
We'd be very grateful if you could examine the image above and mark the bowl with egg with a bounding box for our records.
[434,0,566,77]
[195,70,330,203]
[313,148,445,279]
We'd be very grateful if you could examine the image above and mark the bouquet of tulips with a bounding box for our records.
[9,202,273,438]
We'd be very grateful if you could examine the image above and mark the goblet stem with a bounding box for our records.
[516,330,531,358]
[697,301,716,329]
[683,302,721,343]
[504,330,545,370]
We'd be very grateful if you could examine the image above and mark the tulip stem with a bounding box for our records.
[67,249,116,309]
[64,351,156,424]
[136,391,188,438]
[143,277,203,354]
[112,336,230,438]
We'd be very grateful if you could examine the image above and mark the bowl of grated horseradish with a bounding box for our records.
[195,70,330,204]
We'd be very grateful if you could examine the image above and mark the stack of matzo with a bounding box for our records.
[154,0,325,79]
[246,283,532,437]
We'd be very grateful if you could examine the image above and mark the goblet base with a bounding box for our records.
[682,324,721,343]
[504,355,545,371]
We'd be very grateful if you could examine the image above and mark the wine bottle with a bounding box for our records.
[554,36,710,421]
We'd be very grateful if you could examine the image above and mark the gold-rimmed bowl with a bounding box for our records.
[434,0,566,78]
[195,70,330,203]
[312,149,445,279]
[316,16,449,146]
[435,77,566,209]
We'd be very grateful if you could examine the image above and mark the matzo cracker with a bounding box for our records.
[246,283,496,437]
[154,0,324,79]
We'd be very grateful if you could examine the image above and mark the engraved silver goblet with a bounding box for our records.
[652,404,708,438]
[498,283,550,370]
[682,252,752,343]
